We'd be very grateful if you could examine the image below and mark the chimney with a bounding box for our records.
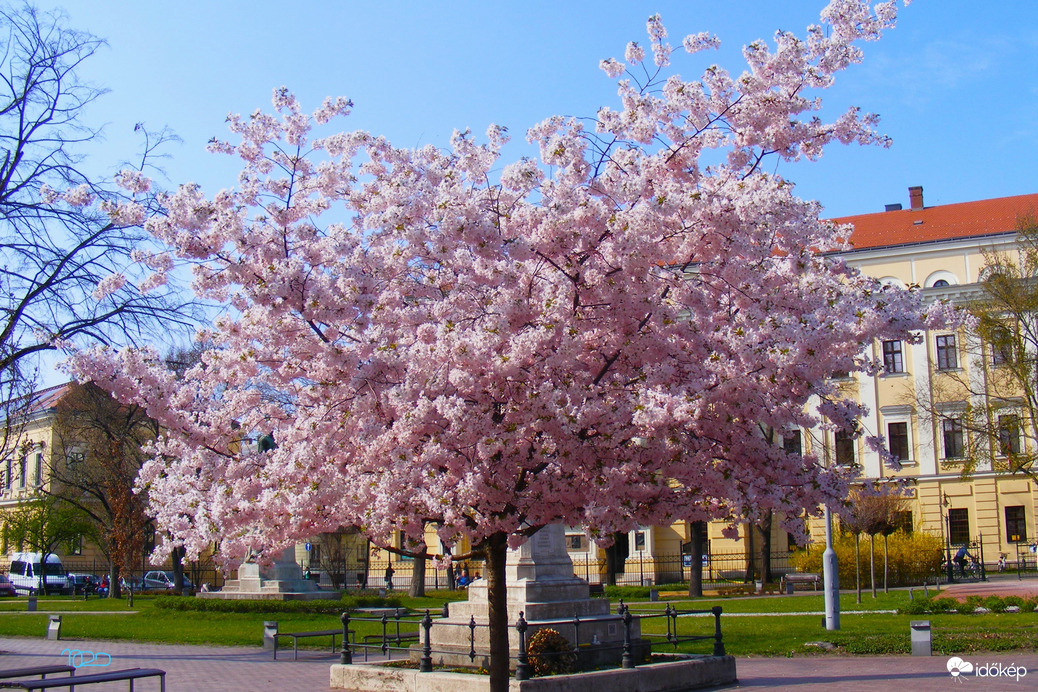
[908,185,924,211]
[884,203,902,212]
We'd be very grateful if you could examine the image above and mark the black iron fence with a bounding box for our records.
[337,599,725,677]
[1014,542,1038,579]
[355,551,794,591]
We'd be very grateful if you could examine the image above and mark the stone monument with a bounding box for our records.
[422,524,646,669]
[201,547,338,601]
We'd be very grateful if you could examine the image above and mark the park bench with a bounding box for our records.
[0,667,165,691]
[0,667,74,681]
[588,584,605,596]
[273,628,353,660]
[780,573,821,592]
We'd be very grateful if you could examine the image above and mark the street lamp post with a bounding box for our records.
[943,493,955,584]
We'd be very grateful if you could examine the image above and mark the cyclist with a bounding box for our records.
[954,545,973,577]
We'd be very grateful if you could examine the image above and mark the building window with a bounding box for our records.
[942,418,965,459]
[34,453,43,487]
[932,279,949,288]
[783,431,802,456]
[882,340,904,374]
[567,534,585,551]
[936,334,958,370]
[66,534,83,556]
[948,507,970,545]
[835,430,855,466]
[634,531,646,551]
[998,415,1021,456]
[893,511,913,534]
[2,458,9,492]
[1005,506,1027,543]
[18,457,26,488]
[990,325,1015,366]
[887,422,910,463]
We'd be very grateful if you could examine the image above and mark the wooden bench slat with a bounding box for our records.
[0,667,74,681]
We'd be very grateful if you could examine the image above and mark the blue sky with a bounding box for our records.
[36,1,1038,218]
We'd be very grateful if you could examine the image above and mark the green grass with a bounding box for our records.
[0,591,1032,658]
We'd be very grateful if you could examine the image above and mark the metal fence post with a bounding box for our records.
[711,606,725,656]
[340,611,352,665]
[420,610,433,672]
[664,604,676,647]
[621,605,634,669]
[515,611,531,681]
[468,615,477,662]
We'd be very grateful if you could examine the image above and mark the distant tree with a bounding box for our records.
[838,486,908,601]
[4,493,94,593]
[47,382,156,598]
[918,216,1038,486]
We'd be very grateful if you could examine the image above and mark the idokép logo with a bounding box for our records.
[947,657,1028,682]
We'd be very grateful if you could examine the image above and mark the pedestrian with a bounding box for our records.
[384,564,394,591]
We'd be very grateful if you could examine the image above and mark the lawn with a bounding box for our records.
[0,590,1032,658]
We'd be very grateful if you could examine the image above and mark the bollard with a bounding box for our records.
[786,581,794,595]
[46,615,61,641]
[263,621,279,651]
[910,620,931,656]
[649,588,658,602]
[27,589,37,612]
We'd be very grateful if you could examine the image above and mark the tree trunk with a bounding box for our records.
[869,534,877,598]
[854,534,861,605]
[688,520,706,598]
[485,532,509,692]
[604,535,618,586]
[109,561,122,599]
[757,512,773,585]
[883,534,889,594]
[409,549,427,598]
[171,545,186,595]
[744,524,756,583]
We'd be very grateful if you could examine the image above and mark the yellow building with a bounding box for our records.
[809,187,1038,567]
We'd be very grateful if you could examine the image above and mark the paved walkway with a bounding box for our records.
[1,637,1035,691]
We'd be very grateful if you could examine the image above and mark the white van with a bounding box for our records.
[8,552,69,594]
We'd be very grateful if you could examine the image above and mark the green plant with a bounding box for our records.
[527,628,576,677]
[152,593,402,614]
[790,529,942,588]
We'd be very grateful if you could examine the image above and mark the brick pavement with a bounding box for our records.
[1,637,1035,691]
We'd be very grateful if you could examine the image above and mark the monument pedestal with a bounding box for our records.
[201,547,338,601]
[421,525,647,669]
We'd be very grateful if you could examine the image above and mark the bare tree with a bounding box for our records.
[0,4,193,398]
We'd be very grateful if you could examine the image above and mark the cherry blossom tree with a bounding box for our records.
[69,2,948,687]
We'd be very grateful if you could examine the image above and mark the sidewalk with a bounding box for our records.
[1,637,1035,690]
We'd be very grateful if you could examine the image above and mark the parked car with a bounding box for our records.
[0,574,18,597]
[141,570,193,593]
[66,573,98,595]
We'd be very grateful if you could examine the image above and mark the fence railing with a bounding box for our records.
[350,552,794,591]
[338,599,725,677]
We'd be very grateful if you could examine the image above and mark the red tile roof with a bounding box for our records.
[831,193,1038,251]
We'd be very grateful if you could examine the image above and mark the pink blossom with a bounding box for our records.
[91,273,127,300]
[624,41,645,64]
[68,2,928,571]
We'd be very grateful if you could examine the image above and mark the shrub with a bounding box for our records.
[982,596,1007,613]
[153,593,402,614]
[790,530,942,588]
[527,628,576,677]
